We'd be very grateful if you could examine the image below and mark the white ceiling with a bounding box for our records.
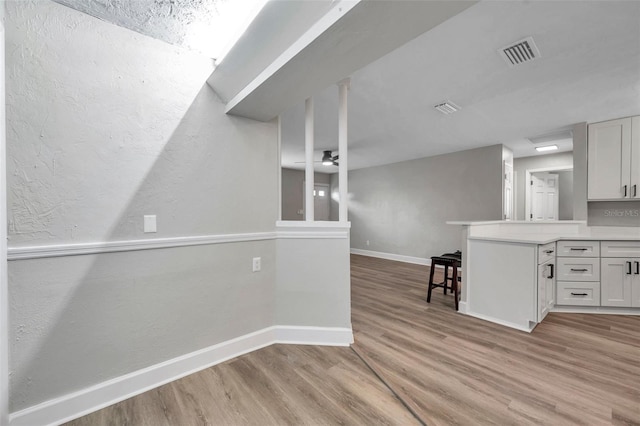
[280,0,640,170]
[51,0,640,171]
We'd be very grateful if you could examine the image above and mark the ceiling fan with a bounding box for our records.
[295,150,339,166]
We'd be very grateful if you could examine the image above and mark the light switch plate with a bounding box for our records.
[144,215,157,233]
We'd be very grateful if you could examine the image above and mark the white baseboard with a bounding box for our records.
[9,326,353,426]
[350,248,462,274]
[463,311,535,333]
[350,248,430,266]
[457,301,468,314]
[551,306,640,315]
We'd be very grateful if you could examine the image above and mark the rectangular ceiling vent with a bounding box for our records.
[499,36,541,67]
[434,101,460,115]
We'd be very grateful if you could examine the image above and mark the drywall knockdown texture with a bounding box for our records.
[6,0,278,413]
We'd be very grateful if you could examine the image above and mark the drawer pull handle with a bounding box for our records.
[635,184,638,197]
[544,250,554,254]
[635,261,639,275]
[627,261,632,275]
[570,268,588,272]
[569,248,588,251]
[624,185,628,197]
[547,264,554,279]
[570,292,588,296]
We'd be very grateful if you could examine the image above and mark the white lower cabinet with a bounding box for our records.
[555,241,600,307]
[556,281,600,306]
[600,257,640,307]
[537,260,555,321]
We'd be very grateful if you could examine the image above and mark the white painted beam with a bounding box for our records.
[223,0,477,121]
[338,79,349,222]
[304,97,314,222]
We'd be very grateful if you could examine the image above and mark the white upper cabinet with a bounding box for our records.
[587,116,640,200]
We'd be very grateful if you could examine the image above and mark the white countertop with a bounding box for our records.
[446,220,640,244]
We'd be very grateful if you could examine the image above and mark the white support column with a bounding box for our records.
[338,79,349,222]
[305,97,315,221]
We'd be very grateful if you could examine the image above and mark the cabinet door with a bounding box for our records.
[538,262,553,321]
[633,259,640,308]
[631,116,640,199]
[588,118,631,200]
[601,257,633,307]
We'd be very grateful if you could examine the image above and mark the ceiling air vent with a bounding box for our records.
[434,101,460,115]
[499,36,541,67]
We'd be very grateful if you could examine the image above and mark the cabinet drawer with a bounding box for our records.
[601,241,640,258]
[557,258,600,281]
[538,242,556,264]
[556,282,601,306]
[556,241,600,257]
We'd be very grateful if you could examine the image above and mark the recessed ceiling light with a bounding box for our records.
[434,101,460,114]
[536,145,558,152]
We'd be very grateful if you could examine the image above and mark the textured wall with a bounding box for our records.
[7,0,278,411]
[512,152,574,220]
[348,145,503,258]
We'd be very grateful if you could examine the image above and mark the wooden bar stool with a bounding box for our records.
[426,251,462,311]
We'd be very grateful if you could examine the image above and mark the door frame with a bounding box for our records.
[525,165,573,221]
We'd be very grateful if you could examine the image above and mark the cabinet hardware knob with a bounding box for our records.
[544,250,554,254]
[570,292,588,296]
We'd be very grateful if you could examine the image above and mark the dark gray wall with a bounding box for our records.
[557,170,574,220]
[281,168,332,220]
[347,144,504,258]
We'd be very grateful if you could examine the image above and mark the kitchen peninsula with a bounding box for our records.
[448,220,640,332]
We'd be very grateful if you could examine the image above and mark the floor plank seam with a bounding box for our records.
[350,345,427,426]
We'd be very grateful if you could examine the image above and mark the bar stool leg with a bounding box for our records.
[452,266,459,311]
[426,262,436,303]
[443,264,449,295]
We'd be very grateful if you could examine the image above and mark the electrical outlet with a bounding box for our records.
[252,257,261,272]
[366,240,370,246]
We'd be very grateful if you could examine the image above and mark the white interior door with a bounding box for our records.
[531,173,559,221]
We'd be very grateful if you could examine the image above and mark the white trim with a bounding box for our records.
[464,311,536,333]
[8,229,353,261]
[8,232,277,261]
[350,248,430,266]
[551,306,640,315]
[457,301,468,315]
[9,325,353,426]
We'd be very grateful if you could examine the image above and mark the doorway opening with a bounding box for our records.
[525,166,573,221]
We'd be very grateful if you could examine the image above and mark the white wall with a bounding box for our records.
[1,2,9,424]
[347,145,504,259]
[6,0,279,414]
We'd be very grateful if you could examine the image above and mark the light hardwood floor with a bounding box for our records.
[67,254,640,425]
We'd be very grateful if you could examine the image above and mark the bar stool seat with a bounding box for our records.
[427,251,462,310]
